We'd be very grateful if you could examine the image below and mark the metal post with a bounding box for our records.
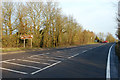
[24,39,25,48]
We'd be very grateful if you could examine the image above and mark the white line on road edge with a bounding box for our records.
[106,44,114,80]
[0,67,28,74]
[17,59,50,65]
[31,61,61,75]
[3,61,41,69]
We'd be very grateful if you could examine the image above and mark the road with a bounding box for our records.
[1,43,118,79]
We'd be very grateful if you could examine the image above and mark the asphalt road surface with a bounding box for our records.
[1,43,117,78]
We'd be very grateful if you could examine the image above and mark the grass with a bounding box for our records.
[2,47,44,53]
[1,42,99,53]
[115,42,120,60]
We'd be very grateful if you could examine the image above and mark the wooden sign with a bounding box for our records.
[20,35,33,48]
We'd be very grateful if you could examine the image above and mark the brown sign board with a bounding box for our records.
[20,35,33,39]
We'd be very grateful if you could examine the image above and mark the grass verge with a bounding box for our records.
[1,42,99,54]
[115,42,120,60]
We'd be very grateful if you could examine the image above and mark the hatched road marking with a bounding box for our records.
[17,59,50,65]
[0,67,28,74]
[31,61,61,75]
[3,61,41,69]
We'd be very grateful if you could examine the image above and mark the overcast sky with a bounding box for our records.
[58,0,118,38]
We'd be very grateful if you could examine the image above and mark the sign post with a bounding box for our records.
[31,38,32,48]
[20,35,33,48]
[24,39,25,48]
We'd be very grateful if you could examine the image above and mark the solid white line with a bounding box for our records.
[106,44,114,79]
[82,50,88,53]
[29,54,43,58]
[31,61,61,75]
[48,60,58,62]
[0,67,28,74]
[17,59,50,65]
[0,59,15,63]
[29,57,58,62]
[3,61,41,69]
[28,57,45,60]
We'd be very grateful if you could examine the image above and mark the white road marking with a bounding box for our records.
[106,44,114,79]
[29,54,45,58]
[17,59,50,65]
[0,67,28,74]
[82,50,88,53]
[29,57,58,62]
[89,48,93,50]
[46,53,50,54]
[58,56,63,57]
[0,59,15,63]
[31,61,61,75]
[28,57,45,60]
[3,61,41,69]
[38,54,44,55]
[68,53,79,59]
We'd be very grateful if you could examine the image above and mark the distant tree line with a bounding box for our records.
[2,2,115,48]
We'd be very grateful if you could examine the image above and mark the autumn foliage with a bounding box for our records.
[2,2,96,48]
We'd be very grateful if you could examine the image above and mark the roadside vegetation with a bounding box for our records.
[1,2,117,52]
[2,2,96,48]
[116,1,120,59]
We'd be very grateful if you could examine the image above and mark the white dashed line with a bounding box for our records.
[31,61,61,75]
[0,67,28,74]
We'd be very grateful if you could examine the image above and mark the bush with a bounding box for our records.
[115,42,120,60]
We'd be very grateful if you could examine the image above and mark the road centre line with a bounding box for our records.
[106,44,114,79]
[31,61,61,75]
[17,59,50,65]
[3,61,41,69]
[0,67,28,74]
